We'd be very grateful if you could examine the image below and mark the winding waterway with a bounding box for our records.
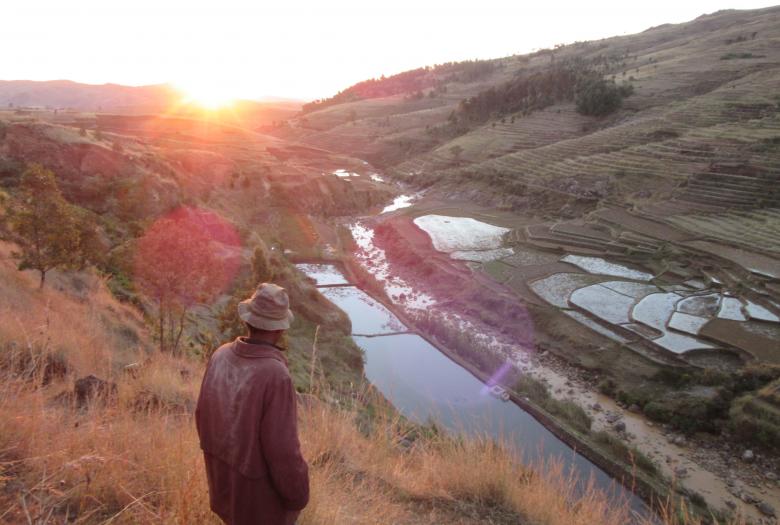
[299,263,649,519]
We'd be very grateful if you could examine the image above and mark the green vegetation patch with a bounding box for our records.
[591,431,657,475]
[514,376,592,435]
[575,76,634,117]
[720,52,764,60]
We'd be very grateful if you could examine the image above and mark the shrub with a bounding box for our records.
[643,401,671,422]
[575,77,633,116]
[729,396,780,450]
[720,52,763,60]
[514,376,591,434]
[597,378,617,396]
[591,431,657,475]
[644,391,728,434]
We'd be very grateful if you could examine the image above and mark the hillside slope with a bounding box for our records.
[282,7,780,213]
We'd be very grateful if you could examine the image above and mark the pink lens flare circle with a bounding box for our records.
[133,206,242,307]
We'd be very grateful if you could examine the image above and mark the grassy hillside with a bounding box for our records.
[280,7,780,212]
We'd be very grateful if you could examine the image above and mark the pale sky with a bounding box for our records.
[2,1,776,101]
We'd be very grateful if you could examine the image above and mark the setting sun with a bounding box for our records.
[177,81,237,109]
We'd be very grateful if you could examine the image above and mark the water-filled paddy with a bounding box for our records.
[413,215,510,252]
[319,286,406,335]
[561,255,654,281]
[529,273,602,309]
[382,194,415,213]
[295,263,350,286]
[570,284,637,325]
[633,293,717,353]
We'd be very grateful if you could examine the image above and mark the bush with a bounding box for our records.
[575,77,633,116]
[514,376,550,403]
[643,401,671,422]
[514,376,591,434]
[729,396,780,450]
[733,364,780,393]
[720,52,763,60]
[597,378,616,396]
[644,391,728,434]
[591,431,657,475]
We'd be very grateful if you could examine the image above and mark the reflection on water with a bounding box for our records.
[356,334,621,495]
[320,286,406,335]
[382,194,415,213]
[295,263,350,286]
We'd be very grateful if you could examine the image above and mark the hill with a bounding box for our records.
[278,5,780,378]
[0,80,180,112]
[0,80,302,126]
[279,6,780,208]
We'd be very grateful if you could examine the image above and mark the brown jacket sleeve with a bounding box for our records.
[260,372,310,511]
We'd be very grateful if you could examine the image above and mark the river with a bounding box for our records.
[298,263,649,519]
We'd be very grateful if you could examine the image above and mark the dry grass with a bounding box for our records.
[0,243,747,525]
[2,376,747,525]
[0,241,149,381]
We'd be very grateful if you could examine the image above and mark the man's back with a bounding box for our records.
[196,338,309,525]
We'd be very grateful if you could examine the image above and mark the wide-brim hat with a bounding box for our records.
[238,283,294,331]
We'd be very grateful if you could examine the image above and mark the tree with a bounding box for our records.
[134,208,237,355]
[6,164,80,289]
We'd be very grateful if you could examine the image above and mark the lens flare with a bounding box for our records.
[176,81,237,109]
[133,206,242,306]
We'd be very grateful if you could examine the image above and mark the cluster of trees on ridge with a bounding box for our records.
[301,60,498,113]
[434,62,634,140]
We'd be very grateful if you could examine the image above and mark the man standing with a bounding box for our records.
[196,283,309,525]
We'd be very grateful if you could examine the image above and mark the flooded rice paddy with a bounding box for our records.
[414,211,512,258]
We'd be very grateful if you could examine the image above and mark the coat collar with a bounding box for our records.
[231,337,288,366]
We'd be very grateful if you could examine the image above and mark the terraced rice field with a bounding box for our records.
[667,208,780,254]
[527,246,780,361]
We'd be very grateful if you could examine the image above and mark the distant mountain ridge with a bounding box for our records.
[0,80,305,116]
[0,79,180,113]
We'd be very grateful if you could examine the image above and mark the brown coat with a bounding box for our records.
[195,338,309,525]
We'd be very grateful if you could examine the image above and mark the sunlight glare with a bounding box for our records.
[177,80,237,109]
